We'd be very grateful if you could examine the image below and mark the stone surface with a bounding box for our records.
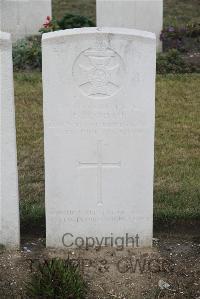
[0,32,20,248]
[0,0,52,42]
[96,0,163,51]
[43,27,156,248]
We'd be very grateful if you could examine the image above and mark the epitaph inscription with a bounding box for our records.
[73,45,125,99]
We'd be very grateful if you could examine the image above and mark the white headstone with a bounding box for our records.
[0,32,20,248]
[96,0,163,51]
[0,0,52,42]
[43,27,156,249]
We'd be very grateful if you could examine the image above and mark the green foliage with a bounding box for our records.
[58,13,95,29]
[39,14,94,33]
[12,13,94,71]
[157,49,197,74]
[13,36,42,71]
[26,258,87,298]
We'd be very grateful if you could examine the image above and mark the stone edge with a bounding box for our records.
[42,27,156,44]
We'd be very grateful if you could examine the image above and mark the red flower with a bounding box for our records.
[43,16,51,28]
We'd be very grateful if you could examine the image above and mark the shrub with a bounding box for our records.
[39,14,95,34]
[160,23,200,52]
[160,23,200,40]
[13,14,95,71]
[26,258,87,298]
[58,13,95,30]
[13,17,199,73]
[157,49,196,74]
[13,35,42,71]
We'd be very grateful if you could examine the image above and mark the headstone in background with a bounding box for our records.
[0,32,20,248]
[43,27,156,248]
[96,0,163,51]
[0,0,52,42]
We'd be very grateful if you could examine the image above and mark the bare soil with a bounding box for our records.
[0,233,199,298]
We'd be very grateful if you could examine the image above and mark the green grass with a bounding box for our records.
[52,0,200,27]
[164,0,200,26]
[15,73,45,233]
[14,73,200,231]
[26,258,87,298]
[155,74,200,222]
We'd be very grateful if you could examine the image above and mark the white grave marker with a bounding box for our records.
[43,27,156,248]
[96,0,163,51]
[0,0,52,42]
[0,32,20,248]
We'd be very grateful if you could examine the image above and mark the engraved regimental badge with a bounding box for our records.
[73,39,125,99]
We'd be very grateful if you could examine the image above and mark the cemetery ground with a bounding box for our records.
[0,234,200,298]
[0,73,198,298]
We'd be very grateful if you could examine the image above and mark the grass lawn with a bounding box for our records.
[155,74,200,222]
[15,74,45,232]
[164,0,200,26]
[52,0,200,27]
[14,73,200,232]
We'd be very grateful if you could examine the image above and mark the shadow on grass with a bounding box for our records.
[20,201,45,237]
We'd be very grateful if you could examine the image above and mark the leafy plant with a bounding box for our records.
[58,13,95,30]
[39,14,94,34]
[13,14,95,71]
[26,258,87,298]
[157,49,196,74]
[13,35,42,71]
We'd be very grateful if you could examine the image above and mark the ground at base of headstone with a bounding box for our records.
[0,234,199,299]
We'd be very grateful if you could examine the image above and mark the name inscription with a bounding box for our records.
[47,102,151,136]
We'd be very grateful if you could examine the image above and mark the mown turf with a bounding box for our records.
[164,0,200,26]
[155,74,200,222]
[14,73,200,231]
[14,73,45,233]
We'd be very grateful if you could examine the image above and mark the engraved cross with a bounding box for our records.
[78,140,121,206]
